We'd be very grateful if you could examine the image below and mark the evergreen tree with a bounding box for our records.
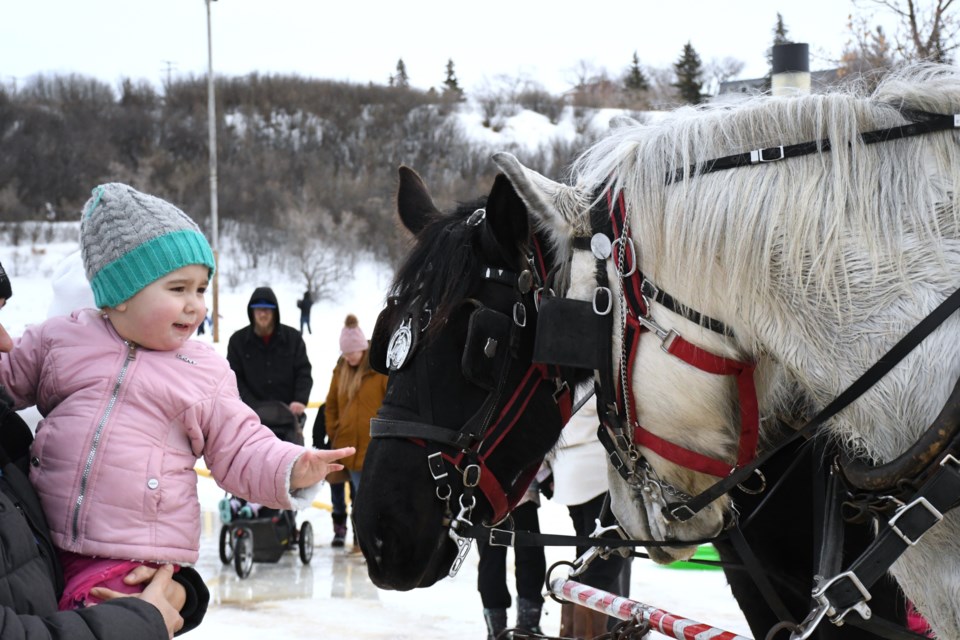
[393,58,410,89]
[766,13,793,70]
[673,42,705,104]
[442,58,464,101]
[624,51,649,92]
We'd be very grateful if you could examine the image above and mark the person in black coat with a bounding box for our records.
[227,286,313,419]
[0,261,209,639]
[297,290,313,335]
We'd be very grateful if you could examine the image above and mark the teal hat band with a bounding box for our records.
[89,229,216,308]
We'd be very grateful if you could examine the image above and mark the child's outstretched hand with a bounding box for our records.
[291,446,355,490]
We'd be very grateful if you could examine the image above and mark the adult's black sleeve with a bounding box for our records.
[171,567,209,636]
[0,599,167,640]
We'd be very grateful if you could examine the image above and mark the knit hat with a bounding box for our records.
[339,314,367,353]
[0,261,10,300]
[80,183,216,308]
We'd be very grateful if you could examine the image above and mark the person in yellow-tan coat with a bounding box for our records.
[324,314,387,550]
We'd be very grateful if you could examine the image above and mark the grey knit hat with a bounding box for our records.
[80,183,216,308]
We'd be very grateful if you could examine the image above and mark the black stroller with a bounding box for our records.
[218,401,314,578]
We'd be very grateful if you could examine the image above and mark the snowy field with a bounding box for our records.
[0,231,752,639]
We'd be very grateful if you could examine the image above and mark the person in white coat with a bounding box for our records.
[545,398,631,638]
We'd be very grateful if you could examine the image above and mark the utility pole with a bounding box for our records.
[205,0,220,342]
[161,60,177,91]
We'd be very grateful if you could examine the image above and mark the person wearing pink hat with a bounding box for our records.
[323,314,387,552]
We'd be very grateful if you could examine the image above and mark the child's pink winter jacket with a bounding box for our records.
[0,309,308,564]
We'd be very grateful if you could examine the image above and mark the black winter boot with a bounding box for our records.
[483,607,508,640]
[516,598,543,635]
[331,513,347,548]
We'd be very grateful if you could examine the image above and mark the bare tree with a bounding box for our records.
[838,15,897,90]
[704,57,747,95]
[855,0,959,61]
[565,59,605,92]
[645,67,681,109]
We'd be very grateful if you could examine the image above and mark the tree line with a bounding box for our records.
[1,1,953,292]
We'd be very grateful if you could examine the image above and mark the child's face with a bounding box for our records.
[106,265,208,351]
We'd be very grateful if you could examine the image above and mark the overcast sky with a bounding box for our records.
[4,0,895,95]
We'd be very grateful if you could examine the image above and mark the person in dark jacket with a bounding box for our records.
[227,286,313,419]
[296,290,313,335]
[0,260,209,639]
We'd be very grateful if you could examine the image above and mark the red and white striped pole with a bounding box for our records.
[550,577,753,640]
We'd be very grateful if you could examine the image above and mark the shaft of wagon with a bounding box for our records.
[549,577,753,640]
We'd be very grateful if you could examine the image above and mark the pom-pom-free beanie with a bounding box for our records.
[80,183,216,308]
[339,314,368,353]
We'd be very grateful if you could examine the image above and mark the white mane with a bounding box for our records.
[571,64,960,339]
[557,64,960,638]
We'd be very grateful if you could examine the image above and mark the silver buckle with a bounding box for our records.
[888,497,942,546]
[811,571,873,625]
[940,452,960,470]
[488,528,515,547]
[660,329,680,354]
[427,452,448,481]
[666,503,697,522]
[750,146,785,163]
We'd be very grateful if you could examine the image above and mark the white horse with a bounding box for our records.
[496,64,960,639]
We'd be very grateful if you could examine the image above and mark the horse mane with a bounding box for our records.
[388,197,487,332]
[571,63,960,333]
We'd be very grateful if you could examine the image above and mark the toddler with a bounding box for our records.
[0,183,353,609]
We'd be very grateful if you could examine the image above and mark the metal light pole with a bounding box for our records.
[205,0,220,342]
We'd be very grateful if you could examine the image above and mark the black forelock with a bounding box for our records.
[388,197,488,333]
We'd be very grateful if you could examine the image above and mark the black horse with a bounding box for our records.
[353,167,589,590]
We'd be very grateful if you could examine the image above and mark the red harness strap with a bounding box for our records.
[419,362,572,523]
[609,191,760,478]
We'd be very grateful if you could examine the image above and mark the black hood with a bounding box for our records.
[0,261,10,300]
[246,286,280,325]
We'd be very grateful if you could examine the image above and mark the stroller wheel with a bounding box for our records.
[299,521,314,564]
[234,527,255,578]
[218,525,234,564]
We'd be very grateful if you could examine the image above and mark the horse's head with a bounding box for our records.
[495,151,755,563]
[354,166,584,589]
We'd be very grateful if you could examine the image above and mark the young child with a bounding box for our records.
[0,183,353,610]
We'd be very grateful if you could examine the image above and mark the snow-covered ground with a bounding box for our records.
[0,232,752,639]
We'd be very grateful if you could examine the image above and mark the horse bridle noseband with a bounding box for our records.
[369,208,572,576]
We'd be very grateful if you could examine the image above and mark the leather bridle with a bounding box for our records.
[573,189,761,511]
[369,208,572,575]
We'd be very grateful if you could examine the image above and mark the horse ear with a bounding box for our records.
[397,166,441,234]
[484,173,529,257]
[493,152,582,243]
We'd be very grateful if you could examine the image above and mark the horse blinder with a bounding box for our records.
[532,295,610,371]
[370,303,423,375]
